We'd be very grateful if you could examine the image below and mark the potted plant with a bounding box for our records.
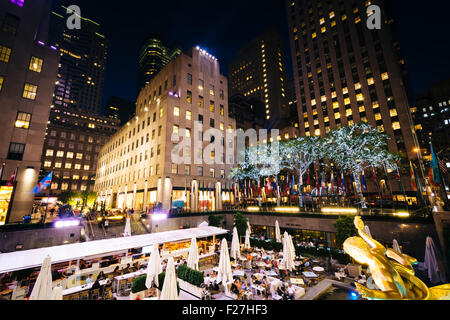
[176,265,205,298]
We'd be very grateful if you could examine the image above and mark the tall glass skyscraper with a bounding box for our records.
[138,36,181,94]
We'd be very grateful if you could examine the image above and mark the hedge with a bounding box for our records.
[131,273,180,294]
[176,264,204,287]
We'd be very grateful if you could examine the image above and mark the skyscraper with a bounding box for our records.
[49,5,108,114]
[0,0,60,223]
[104,96,136,126]
[286,0,418,192]
[138,36,181,94]
[229,28,290,129]
[95,47,237,212]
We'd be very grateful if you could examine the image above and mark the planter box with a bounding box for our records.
[346,264,362,278]
[130,288,158,300]
[177,278,205,299]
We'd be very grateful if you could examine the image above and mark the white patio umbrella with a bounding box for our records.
[393,239,401,253]
[187,237,199,271]
[29,255,53,300]
[160,257,179,300]
[364,225,372,238]
[51,285,63,300]
[281,232,295,271]
[424,237,447,285]
[123,217,132,237]
[245,228,251,250]
[275,221,282,243]
[288,235,296,260]
[217,238,233,286]
[146,243,162,289]
[230,227,241,260]
[198,221,209,227]
[247,220,252,234]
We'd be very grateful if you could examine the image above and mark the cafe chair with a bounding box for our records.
[79,291,89,300]
[91,288,101,300]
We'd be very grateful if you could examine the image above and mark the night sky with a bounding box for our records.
[55,0,450,112]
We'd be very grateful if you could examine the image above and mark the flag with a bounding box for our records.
[430,143,441,185]
[6,168,17,187]
[341,171,346,195]
[31,172,53,194]
[372,168,378,185]
[410,162,418,192]
[292,175,296,195]
[361,171,368,191]
[307,170,310,186]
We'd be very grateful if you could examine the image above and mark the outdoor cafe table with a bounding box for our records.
[256,262,268,268]
[290,278,304,286]
[303,272,319,278]
[266,270,278,277]
[233,271,246,277]
[63,279,108,296]
[313,267,325,273]
[113,269,146,292]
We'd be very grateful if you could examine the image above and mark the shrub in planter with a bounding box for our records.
[177,264,204,287]
[131,275,147,294]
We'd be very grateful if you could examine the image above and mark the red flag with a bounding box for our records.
[410,162,418,192]
[307,170,310,186]
[6,168,17,187]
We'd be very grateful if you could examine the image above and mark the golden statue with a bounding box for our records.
[343,216,450,300]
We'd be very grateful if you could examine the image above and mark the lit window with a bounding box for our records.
[381,73,389,80]
[390,109,398,117]
[186,90,192,104]
[56,151,64,158]
[210,168,215,178]
[210,85,215,96]
[392,122,401,130]
[0,45,11,63]
[84,165,90,171]
[15,112,31,129]
[73,175,80,180]
[29,56,43,73]
[174,106,180,117]
[44,161,51,168]
[55,162,62,168]
[210,101,215,112]
[66,152,73,159]
[173,125,179,135]
[65,163,72,169]
[76,153,83,160]
[186,110,192,120]
[46,149,54,157]
[22,83,38,100]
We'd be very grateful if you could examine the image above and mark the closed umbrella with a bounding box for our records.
[29,255,53,300]
[123,217,132,237]
[245,228,251,250]
[51,285,63,300]
[288,235,296,260]
[364,225,372,238]
[424,237,447,285]
[187,237,199,271]
[217,238,233,286]
[160,257,179,300]
[230,227,240,260]
[393,239,401,253]
[146,243,162,289]
[275,221,282,243]
[247,220,252,234]
[281,232,295,271]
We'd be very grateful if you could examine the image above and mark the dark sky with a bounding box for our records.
[56,0,450,111]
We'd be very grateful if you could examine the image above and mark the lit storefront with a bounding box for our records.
[0,187,13,225]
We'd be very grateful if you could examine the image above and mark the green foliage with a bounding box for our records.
[58,191,76,204]
[177,264,204,287]
[233,212,248,237]
[334,216,358,248]
[208,215,224,227]
[131,275,148,293]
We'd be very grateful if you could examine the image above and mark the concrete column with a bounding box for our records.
[190,180,198,212]
[124,185,128,209]
[162,177,172,211]
[215,182,222,210]
[9,167,38,223]
[133,183,137,210]
[117,187,122,209]
[143,180,148,213]
[157,178,163,205]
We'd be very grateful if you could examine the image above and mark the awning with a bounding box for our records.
[0,226,228,274]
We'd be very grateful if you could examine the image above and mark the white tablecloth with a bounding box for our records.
[63,280,108,296]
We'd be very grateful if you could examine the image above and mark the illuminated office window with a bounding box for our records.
[22,83,38,100]
[0,45,11,63]
[29,56,43,73]
[15,112,31,129]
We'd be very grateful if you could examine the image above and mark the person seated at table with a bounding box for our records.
[252,275,261,285]
[122,264,131,274]
[112,266,121,277]
[230,279,243,300]
[97,271,106,281]
[277,282,286,297]
[285,283,295,300]
[85,274,94,284]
